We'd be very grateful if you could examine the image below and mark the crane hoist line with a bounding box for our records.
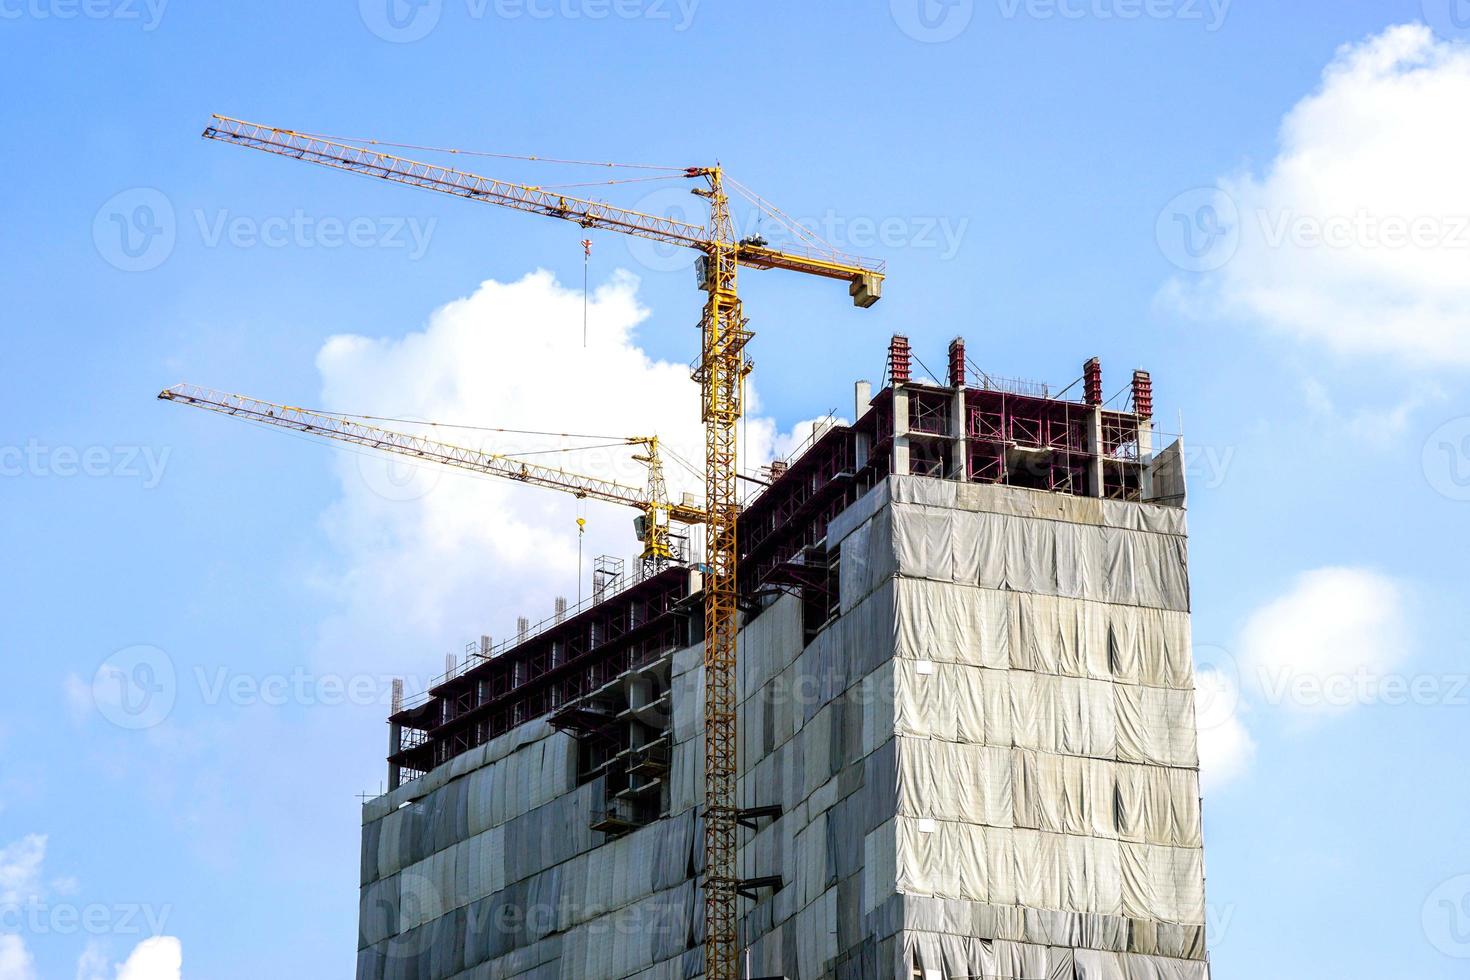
[196,113,885,980]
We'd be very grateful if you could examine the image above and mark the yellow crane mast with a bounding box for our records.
[199,115,885,979]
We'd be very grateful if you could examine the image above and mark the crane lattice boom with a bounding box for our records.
[202,115,885,298]
[158,384,704,526]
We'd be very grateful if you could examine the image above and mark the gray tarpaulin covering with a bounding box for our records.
[357,476,1208,979]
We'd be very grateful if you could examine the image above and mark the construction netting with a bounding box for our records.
[356,474,1208,980]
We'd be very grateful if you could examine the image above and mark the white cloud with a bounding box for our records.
[63,673,93,724]
[1240,567,1410,716]
[0,936,36,980]
[0,835,46,906]
[1166,25,1470,365]
[77,938,183,980]
[1302,377,1445,444]
[1194,665,1255,792]
[76,942,110,980]
[113,938,181,980]
[310,269,808,678]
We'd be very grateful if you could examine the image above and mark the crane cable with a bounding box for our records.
[582,238,592,348]
[293,129,687,173]
[725,175,846,258]
[284,408,642,443]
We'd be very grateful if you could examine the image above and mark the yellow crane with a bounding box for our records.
[157,383,703,564]
[198,115,885,978]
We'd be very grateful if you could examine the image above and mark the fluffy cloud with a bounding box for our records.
[1164,25,1470,365]
[1240,567,1410,715]
[1302,377,1445,445]
[0,936,36,980]
[75,943,109,980]
[0,836,45,906]
[1194,663,1254,792]
[0,841,180,980]
[76,937,181,980]
[112,938,181,980]
[311,269,819,681]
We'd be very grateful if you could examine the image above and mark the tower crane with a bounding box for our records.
[157,383,703,565]
[198,115,885,979]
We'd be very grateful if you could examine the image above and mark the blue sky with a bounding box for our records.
[3,1,1470,977]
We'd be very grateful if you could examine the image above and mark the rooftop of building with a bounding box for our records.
[381,336,1186,789]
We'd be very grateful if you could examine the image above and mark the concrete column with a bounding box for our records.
[1137,417,1155,500]
[892,385,910,476]
[854,381,873,470]
[388,678,404,792]
[1089,406,1105,498]
[949,386,967,480]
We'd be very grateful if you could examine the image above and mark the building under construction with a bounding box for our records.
[355,337,1204,980]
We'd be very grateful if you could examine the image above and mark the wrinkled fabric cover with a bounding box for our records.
[358,477,1208,979]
